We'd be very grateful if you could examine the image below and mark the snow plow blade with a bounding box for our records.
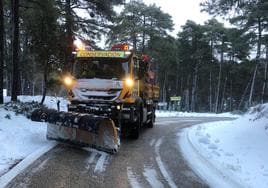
[31,108,119,154]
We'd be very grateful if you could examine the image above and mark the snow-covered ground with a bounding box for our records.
[179,104,268,188]
[0,96,69,178]
[2,95,266,188]
[156,110,240,118]
[0,108,49,176]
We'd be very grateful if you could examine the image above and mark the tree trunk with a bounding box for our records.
[209,69,213,112]
[175,63,180,95]
[179,74,183,111]
[215,37,224,113]
[248,64,258,107]
[185,89,189,112]
[32,82,35,96]
[8,73,11,96]
[0,0,4,104]
[185,76,190,112]
[261,44,268,103]
[21,33,29,95]
[11,0,20,101]
[20,72,24,95]
[132,34,137,52]
[64,0,73,72]
[141,15,146,53]
[209,38,213,112]
[162,71,167,102]
[180,74,183,96]
[191,64,198,112]
[249,17,262,107]
[238,80,251,110]
[175,72,179,95]
[229,80,233,111]
[220,77,227,112]
[40,61,48,105]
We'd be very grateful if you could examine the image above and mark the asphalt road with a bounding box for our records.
[6,117,233,188]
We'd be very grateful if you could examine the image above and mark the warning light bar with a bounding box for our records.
[111,44,129,51]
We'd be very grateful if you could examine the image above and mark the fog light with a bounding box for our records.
[116,105,121,110]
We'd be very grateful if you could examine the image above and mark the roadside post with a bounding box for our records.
[170,96,181,111]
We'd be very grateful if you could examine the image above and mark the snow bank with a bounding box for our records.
[179,103,268,188]
[4,95,69,111]
[156,110,240,118]
[0,95,68,177]
[0,108,50,176]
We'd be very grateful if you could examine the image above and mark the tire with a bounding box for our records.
[131,125,140,139]
[147,110,155,128]
[130,110,141,139]
[147,119,154,128]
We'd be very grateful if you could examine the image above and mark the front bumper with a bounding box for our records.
[68,101,122,126]
[68,101,137,127]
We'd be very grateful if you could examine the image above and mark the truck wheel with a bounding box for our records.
[147,119,154,128]
[130,112,141,139]
[147,111,155,128]
[131,125,140,139]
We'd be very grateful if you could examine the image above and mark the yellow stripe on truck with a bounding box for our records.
[77,50,125,58]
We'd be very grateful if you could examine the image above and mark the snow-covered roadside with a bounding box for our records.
[0,142,56,188]
[179,104,268,188]
[0,108,50,176]
[0,96,69,178]
[156,110,240,118]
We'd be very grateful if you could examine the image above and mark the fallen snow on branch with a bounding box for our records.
[4,95,69,111]
[179,103,268,188]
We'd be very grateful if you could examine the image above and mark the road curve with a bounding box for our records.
[6,117,232,188]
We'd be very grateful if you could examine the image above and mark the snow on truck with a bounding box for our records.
[31,43,159,153]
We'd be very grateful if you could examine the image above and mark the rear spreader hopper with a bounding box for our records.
[31,108,120,154]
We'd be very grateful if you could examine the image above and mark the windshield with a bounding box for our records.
[73,58,129,80]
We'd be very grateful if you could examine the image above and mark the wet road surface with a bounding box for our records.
[7,117,233,188]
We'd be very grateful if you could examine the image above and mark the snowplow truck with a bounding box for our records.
[31,43,159,153]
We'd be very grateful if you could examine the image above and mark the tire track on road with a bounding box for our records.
[155,138,177,188]
[143,166,164,188]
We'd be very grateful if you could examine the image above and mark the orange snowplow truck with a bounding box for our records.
[31,43,159,153]
[62,43,159,139]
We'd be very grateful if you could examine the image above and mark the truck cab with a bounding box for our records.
[63,44,159,138]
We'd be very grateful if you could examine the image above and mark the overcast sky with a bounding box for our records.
[100,0,226,48]
[142,0,212,36]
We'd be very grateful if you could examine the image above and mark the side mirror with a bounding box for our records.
[134,69,144,80]
[139,69,144,79]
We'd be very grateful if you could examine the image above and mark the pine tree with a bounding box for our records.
[201,0,268,106]
[11,0,19,101]
[0,0,4,104]
[108,0,173,51]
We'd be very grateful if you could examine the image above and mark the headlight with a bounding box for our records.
[63,76,74,87]
[125,77,134,87]
[116,105,121,110]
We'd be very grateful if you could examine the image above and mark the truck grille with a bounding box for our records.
[83,95,117,101]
